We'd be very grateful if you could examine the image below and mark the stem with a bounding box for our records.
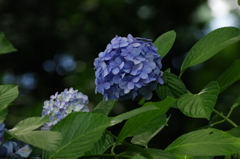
[78,154,115,159]
[213,109,238,128]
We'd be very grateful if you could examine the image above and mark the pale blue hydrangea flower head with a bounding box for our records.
[94,34,164,101]
[42,88,89,130]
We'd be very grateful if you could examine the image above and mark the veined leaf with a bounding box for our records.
[0,32,17,54]
[47,112,111,159]
[9,116,61,152]
[86,131,114,155]
[93,100,116,115]
[146,148,179,159]
[10,116,49,133]
[116,97,176,143]
[217,59,240,92]
[12,131,61,152]
[0,85,18,123]
[165,128,240,156]
[154,30,176,58]
[181,27,240,74]
[110,105,159,126]
[131,115,169,147]
[156,72,187,100]
[177,81,219,120]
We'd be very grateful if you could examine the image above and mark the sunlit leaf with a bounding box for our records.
[165,128,240,156]
[46,112,111,159]
[9,116,61,152]
[181,27,240,74]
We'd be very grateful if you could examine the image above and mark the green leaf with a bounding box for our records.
[12,131,62,152]
[165,128,240,156]
[123,145,153,159]
[116,97,176,143]
[177,81,219,120]
[0,85,18,108]
[0,85,18,123]
[47,112,111,159]
[0,32,17,54]
[227,126,240,138]
[86,131,114,155]
[146,148,179,159]
[181,27,240,74]
[231,94,240,109]
[10,116,49,133]
[130,114,167,137]
[110,105,159,126]
[93,100,116,115]
[154,30,176,58]
[131,115,169,147]
[156,72,187,100]
[217,59,240,92]
[238,0,240,6]
[131,155,147,159]
[9,116,61,152]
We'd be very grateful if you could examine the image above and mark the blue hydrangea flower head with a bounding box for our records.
[42,88,89,130]
[94,34,164,100]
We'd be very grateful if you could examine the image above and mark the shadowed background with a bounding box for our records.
[0,0,240,150]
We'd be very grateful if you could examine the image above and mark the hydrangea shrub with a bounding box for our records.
[1,14,240,159]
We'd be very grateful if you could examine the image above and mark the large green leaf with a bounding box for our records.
[0,85,18,108]
[12,131,62,152]
[177,81,219,120]
[9,116,61,152]
[86,131,114,155]
[180,27,240,74]
[156,72,187,100]
[0,32,17,54]
[0,85,18,123]
[46,112,111,159]
[92,100,116,115]
[146,148,179,159]
[217,59,240,92]
[154,30,176,58]
[165,128,240,156]
[110,105,159,126]
[10,116,49,133]
[131,115,169,147]
[238,0,240,6]
[130,114,166,137]
[116,97,176,143]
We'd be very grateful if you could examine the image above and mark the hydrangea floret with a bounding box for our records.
[94,34,164,100]
[42,88,89,131]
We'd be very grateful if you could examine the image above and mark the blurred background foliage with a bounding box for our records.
[0,0,240,149]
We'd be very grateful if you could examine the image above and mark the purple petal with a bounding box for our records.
[127,82,134,90]
[112,67,120,74]
[132,43,141,47]
[140,72,148,79]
